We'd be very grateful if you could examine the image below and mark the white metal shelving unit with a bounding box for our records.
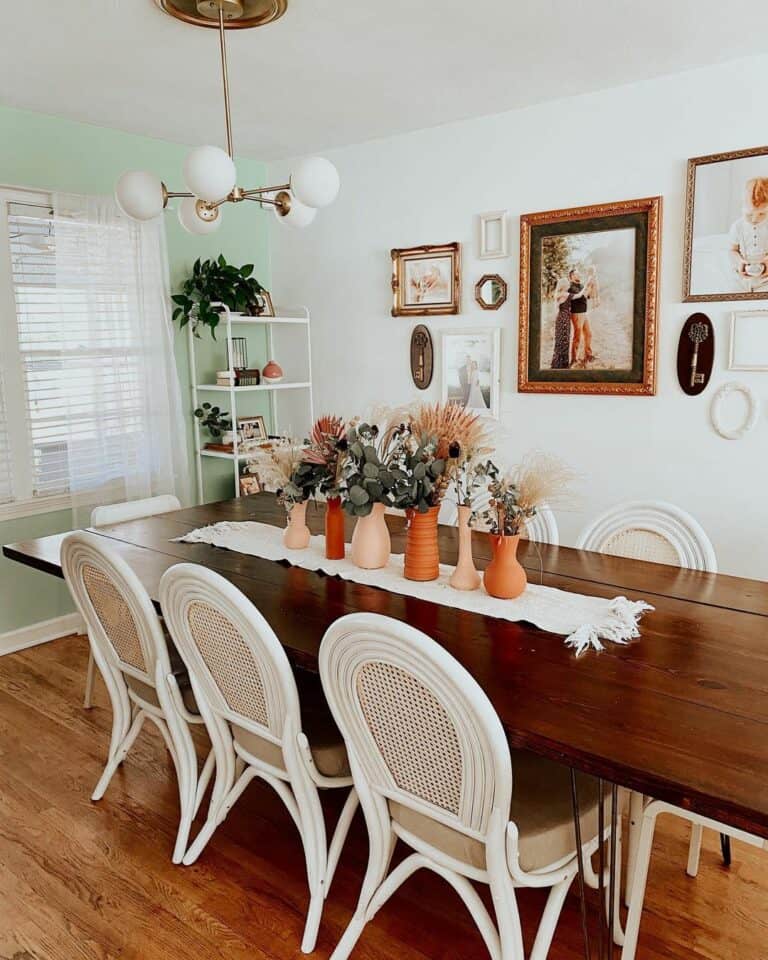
[189,302,314,502]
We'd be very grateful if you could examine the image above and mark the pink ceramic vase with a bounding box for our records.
[283,501,311,549]
[350,502,391,569]
[262,359,284,383]
[449,505,481,591]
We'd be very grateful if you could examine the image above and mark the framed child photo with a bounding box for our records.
[683,145,768,302]
[391,242,461,316]
[518,196,661,396]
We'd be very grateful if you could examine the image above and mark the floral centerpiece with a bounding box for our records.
[481,452,575,598]
[247,439,317,549]
[302,415,349,558]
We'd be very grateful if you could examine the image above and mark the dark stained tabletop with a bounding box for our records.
[4,494,768,839]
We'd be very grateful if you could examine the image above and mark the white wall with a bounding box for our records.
[270,55,768,579]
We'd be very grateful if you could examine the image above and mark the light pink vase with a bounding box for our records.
[283,501,311,549]
[449,505,481,591]
[350,502,391,569]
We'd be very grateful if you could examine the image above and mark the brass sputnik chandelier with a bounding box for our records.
[115,0,339,232]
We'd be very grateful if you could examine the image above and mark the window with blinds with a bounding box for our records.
[0,192,145,509]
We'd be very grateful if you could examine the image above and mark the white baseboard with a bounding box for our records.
[0,613,86,657]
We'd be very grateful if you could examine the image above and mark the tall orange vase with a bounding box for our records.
[324,497,345,560]
[404,506,440,581]
[483,533,527,599]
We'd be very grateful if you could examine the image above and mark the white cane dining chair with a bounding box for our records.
[61,531,214,864]
[84,494,182,708]
[621,800,767,960]
[320,612,618,960]
[159,563,359,955]
[577,500,725,893]
[439,493,559,545]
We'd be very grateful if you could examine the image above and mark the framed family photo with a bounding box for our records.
[684,145,768,302]
[441,328,501,419]
[518,196,661,395]
[391,242,460,316]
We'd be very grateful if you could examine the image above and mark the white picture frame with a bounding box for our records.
[729,310,768,371]
[710,381,760,440]
[441,328,501,419]
[478,210,509,260]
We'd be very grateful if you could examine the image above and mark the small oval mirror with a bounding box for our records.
[475,273,507,310]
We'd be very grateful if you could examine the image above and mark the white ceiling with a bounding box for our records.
[3,0,768,161]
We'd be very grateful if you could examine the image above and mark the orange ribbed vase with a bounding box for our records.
[404,506,440,582]
[483,533,527,599]
[324,497,345,560]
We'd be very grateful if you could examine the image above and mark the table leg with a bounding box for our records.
[570,769,592,960]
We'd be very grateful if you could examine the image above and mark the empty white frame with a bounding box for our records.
[478,210,508,259]
[729,310,768,371]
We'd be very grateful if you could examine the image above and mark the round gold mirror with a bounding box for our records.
[474,274,507,311]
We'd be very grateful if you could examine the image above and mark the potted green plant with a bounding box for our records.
[194,402,234,444]
[172,255,267,337]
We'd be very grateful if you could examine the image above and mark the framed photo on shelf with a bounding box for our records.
[239,473,262,496]
[441,328,501,419]
[518,196,661,396]
[253,290,275,317]
[391,242,461,316]
[683,145,768,302]
[237,415,268,444]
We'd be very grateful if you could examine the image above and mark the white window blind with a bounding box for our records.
[0,369,12,505]
[2,196,145,503]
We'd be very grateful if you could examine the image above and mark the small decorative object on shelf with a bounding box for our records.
[481,452,575,599]
[239,472,261,497]
[236,368,261,386]
[227,337,248,371]
[216,369,236,387]
[238,415,268,443]
[172,256,268,336]
[194,402,232,439]
[262,359,284,383]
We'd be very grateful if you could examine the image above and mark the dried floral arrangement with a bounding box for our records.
[341,417,404,518]
[247,439,317,509]
[301,415,349,499]
[482,451,576,536]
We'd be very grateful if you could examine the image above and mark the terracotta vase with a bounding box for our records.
[350,502,391,569]
[283,501,311,550]
[324,497,345,560]
[449,505,481,591]
[483,533,527,600]
[404,506,440,582]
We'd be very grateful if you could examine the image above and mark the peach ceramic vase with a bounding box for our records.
[404,506,441,581]
[350,502,391,569]
[324,497,345,560]
[483,533,527,599]
[283,501,311,550]
[449,505,481,591]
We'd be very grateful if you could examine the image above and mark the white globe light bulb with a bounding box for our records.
[183,145,237,203]
[115,170,165,221]
[273,190,317,228]
[290,157,340,209]
[177,196,222,235]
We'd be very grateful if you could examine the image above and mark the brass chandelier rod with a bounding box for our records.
[218,6,234,158]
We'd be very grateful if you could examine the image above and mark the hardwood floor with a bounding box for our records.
[1,635,766,960]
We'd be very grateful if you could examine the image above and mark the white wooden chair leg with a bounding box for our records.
[84,651,96,709]
[625,791,644,907]
[194,748,216,818]
[620,807,658,960]
[529,874,573,960]
[489,872,525,960]
[325,789,359,894]
[687,822,704,878]
[91,710,146,801]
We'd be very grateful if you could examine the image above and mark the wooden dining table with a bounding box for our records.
[4,493,768,847]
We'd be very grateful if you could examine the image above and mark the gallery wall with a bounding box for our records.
[0,105,271,638]
[269,54,768,579]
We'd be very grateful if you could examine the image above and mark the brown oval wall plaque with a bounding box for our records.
[677,313,714,396]
[410,324,434,390]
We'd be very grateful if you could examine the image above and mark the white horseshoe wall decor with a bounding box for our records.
[710,381,760,440]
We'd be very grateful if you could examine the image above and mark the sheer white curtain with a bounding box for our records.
[52,193,190,527]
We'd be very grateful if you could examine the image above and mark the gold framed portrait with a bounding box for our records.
[518,196,661,396]
[391,242,461,317]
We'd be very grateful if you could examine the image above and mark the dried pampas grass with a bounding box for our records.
[512,451,578,513]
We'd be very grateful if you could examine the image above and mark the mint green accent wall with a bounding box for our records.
[0,105,271,635]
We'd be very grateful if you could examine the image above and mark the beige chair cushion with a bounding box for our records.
[126,674,199,715]
[389,749,607,873]
[232,675,350,779]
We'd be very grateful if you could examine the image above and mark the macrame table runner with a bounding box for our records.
[176,520,653,655]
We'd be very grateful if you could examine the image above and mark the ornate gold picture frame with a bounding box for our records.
[518,197,661,396]
[683,145,768,302]
[391,242,461,317]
